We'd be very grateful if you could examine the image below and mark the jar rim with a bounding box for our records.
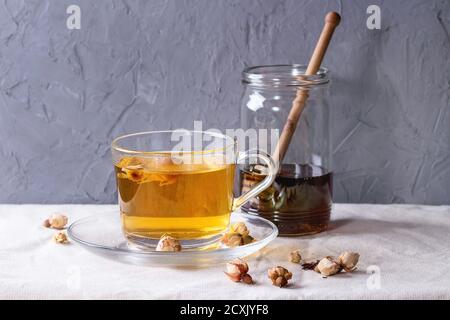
[242,64,329,88]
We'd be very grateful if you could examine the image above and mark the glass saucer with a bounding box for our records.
[67,211,278,267]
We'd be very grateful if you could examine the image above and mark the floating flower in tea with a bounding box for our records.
[117,157,178,186]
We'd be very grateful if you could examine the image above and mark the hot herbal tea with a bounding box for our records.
[111,130,277,247]
[115,156,235,240]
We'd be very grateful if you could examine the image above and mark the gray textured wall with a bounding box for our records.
[0,0,449,204]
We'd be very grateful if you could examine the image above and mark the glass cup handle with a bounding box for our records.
[232,150,278,211]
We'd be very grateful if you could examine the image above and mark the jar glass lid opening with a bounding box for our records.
[242,64,329,88]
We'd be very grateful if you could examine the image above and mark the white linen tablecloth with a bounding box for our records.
[0,204,449,300]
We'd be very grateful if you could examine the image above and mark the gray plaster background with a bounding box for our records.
[0,0,449,204]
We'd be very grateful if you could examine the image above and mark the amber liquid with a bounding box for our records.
[115,156,235,241]
[240,164,333,236]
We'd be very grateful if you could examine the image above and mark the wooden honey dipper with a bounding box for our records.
[272,12,341,164]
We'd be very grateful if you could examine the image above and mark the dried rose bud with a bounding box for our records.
[221,232,244,247]
[268,266,292,287]
[230,222,250,237]
[53,231,69,244]
[289,250,302,263]
[43,219,51,228]
[156,235,182,252]
[339,252,360,271]
[46,214,68,229]
[225,258,249,281]
[224,259,252,283]
[317,257,341,277]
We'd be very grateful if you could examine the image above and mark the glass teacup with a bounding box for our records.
[111,130,277,247]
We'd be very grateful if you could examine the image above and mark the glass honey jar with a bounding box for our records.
[239,64,332,236]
